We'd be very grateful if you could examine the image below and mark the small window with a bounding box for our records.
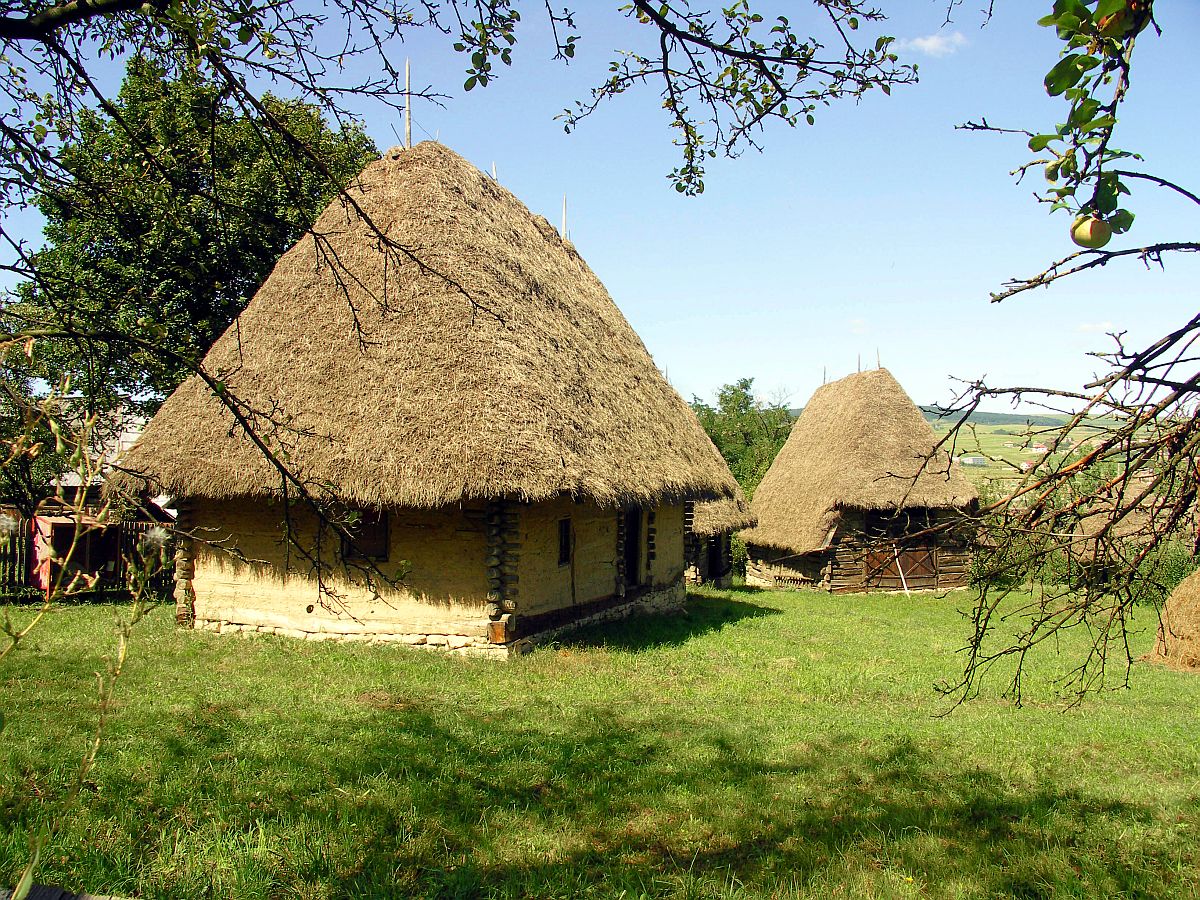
[558,518,572,566]
[343,508,389,561]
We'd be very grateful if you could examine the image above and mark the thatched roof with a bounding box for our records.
[112,142,736,509]
[691,490,756,537]
[741,368,978,554]
[1151,568,1200,670]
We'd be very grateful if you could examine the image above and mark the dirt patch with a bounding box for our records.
[356,690,416,711]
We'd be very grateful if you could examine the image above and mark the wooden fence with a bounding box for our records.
[0,516,174,603]
[0,516,33,598]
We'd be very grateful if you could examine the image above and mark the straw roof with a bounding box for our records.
[112,142,736,509]
[1151,568,1200,670]
[741,369,978,554]
[691,490,756,537]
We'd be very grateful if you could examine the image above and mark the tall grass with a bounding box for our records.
[2,587,1198,899]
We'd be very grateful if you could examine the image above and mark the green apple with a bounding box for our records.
[1071,216,1112,249]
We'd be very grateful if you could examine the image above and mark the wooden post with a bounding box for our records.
[405,58,412,150]
[173,498,196,627]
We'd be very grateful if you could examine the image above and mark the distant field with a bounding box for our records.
[929,421,1098,491]
[3,589,1198,899]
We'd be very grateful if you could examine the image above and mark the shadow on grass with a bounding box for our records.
[557,592,783,651]
[14,692,1193,899]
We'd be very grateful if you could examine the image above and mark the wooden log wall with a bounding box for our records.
[485,500,520,643]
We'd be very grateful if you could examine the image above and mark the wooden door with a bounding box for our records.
[864,545,937,590]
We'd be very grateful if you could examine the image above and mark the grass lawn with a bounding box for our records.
[2,587,1198,899]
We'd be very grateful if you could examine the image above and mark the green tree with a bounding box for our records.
[691,378,793,497]
[7,57,377,414]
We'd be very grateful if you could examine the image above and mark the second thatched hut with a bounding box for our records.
[741,369,978,593]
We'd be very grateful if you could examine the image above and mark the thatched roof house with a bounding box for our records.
[115,142,735,653]
[742,369,978,593]
[1151,568,1200,670]
[684,490,756,588]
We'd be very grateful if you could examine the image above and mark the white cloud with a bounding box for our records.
[895,32,969,58]
[1077,321,1116,333]
[849,317,869,335]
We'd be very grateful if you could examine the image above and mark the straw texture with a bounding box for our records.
[692,492,756,536]
[741,369,978,554]
[1152,568,1200,670]
[114,142,736,508]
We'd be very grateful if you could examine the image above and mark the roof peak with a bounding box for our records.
[114,143,736,508]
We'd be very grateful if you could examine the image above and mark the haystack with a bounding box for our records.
[114,142,736,653]
[1152,568,1200,670]
[741,368,978,592]
[685,489,756,587]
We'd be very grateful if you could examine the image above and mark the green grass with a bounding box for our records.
[3,588,1199,899]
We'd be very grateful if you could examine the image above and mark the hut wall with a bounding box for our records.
[745,545,827,589]
[831,508,975,593]
[187,497,690,651]
[518,499,686,615]
[189,497,492,646]
[649,502,686,587]
[748,508,975,594]
[518,497,618,615]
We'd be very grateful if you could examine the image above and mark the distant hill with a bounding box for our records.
[783,405,1111,428]
[918,407,1070,428]
[785,406,1074,428]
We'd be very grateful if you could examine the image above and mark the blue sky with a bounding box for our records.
[8,1,1198,413]
[359,1,1198,412]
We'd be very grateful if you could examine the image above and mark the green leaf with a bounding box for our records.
[464,75,477,91]
[1045,54,1086,96]
[1094,178,1119,214]
[1028,134,1058,151]
[1109,208,1135,233]
[1054,13,1082,38]
[1078,114,1117,133]
[12,843,40,900]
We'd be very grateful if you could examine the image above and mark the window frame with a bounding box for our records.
[342,507,390,562]
[558,517,572,567]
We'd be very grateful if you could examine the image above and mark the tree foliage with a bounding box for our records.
[0,368,67,515]
[691,378,792,497]
[938,0,1200,704]
[6,57,376,414]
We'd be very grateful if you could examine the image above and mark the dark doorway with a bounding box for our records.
[623,506,643,588]
[706,537,725,580]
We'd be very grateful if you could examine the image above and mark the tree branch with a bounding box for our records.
[0,0,149,41]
